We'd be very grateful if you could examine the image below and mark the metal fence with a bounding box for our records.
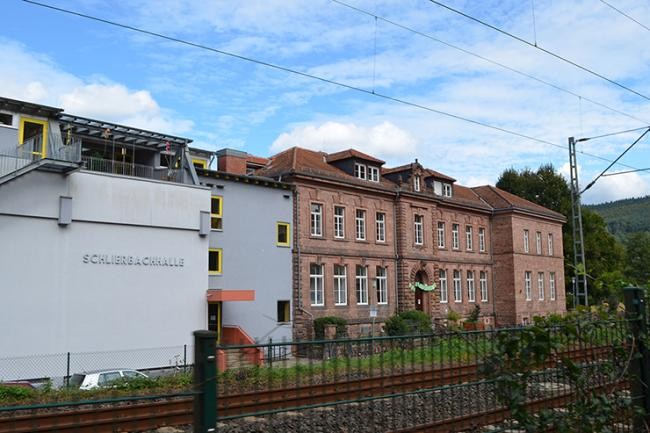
[81,155,182,182]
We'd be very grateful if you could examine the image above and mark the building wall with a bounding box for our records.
[204,177,293,343]
[0,170,209,373]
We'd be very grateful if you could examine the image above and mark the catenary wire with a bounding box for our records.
[331,0,650,125]
[601,167,650,176]
[20,0,639,170]
[600,0,650,32]
[577,125,650,141]
[426,0,650,101]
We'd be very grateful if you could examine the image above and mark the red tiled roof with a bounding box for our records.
[472,185,565,220]
[438,185,492,210]
[423,168,456,183]
[326,149,385,165]
[381,163,413,175]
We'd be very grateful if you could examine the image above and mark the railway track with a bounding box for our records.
[0,345,619,433]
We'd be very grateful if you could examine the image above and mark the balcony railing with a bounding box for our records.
[81,156,182,183]
[0,133,81,178]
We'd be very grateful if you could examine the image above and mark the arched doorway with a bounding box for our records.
[414,271,428,312]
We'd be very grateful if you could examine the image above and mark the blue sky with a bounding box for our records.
[2,0,650,204]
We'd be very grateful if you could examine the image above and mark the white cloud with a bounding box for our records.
[0,39,192,134]
[271,121,417,158]
[582,172,650,204]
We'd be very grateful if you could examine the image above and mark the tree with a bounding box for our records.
[496,164,627,305]
[624,232,650,286]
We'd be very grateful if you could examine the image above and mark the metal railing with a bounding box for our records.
[0,133,81,179]
[81,156,182,182]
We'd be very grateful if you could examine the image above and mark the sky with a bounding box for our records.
[2,0,650,204]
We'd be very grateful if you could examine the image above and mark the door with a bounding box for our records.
[208,302,222,343]
[19,117,48,159]
[414,271,428,312]
[415,288,424,311]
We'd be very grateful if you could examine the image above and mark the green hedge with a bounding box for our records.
[384,310,432,336]
[313,316,348,340]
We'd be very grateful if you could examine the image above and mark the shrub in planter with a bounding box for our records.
[384,310,432,336]
[463,305,485,330]
[313,316,348,340]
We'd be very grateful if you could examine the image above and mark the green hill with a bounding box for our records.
[588,195,650,237]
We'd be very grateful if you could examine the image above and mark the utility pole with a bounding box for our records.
[568,137,588,307]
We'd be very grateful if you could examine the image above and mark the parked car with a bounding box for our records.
[70,369,148,390]
[0,380,38,389]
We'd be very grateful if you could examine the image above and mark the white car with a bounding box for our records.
[70,369,148,390]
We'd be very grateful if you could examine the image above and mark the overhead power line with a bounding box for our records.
[600,0,650,32]
[576,126,650,141]
[21,0,639,171]
[601,167,650,177]
[426,0,650,102]
[331,0,649,125]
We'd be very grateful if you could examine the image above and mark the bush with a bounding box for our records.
[467,305,481,323]
[384,310,432,336]
[0,385,36,402]
[313,316,348,340]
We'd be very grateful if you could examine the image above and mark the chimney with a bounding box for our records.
[216,149,248,175]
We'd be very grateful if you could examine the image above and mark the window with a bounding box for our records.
[354,163,366,180]
[376,267,388,304]
[452,224,460,250]
[356,210,366,240]
[414,215,424,245]
[334,206,345,239]
[334,265,347,305]
[536,232,542,255]
[479,228,486,252]
[368,166,379,182]
[310,264,324,306]
[0,113,12,126]
[439,270,448,303]
[211,196,223,230]
[192,159,207,169]
[525,271,532,301]
[209,248,222,275]
[467,271,476,302]
[453,270,462,302]
[414,176,421,192]
[547,234,554,256]
[310,203,323,237]
[480,271,488,302]
[538,272,545,300]
[443,183,452,197]
[466,226,473,251]
[356,265,368,305]
[376,212,386,242]
[523,230,530,253]
[277,222,290,247]
[550,272,556,300]
[437,222,445,248]
[277,301,290,322]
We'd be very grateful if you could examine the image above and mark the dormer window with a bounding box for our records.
[443,183,452,197]
[414,176,421,192]
[354,163,367,180]
[368,166,379,182]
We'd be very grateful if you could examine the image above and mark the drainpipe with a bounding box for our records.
[393,190,400,313]
[489,217,497,325]
[293,186,314,337]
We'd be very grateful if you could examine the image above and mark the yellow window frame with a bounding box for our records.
[192,158,208,169]
[208,248,222,275]
[19,117,49,159]
[211,195,223,230]
[276,222,291,247]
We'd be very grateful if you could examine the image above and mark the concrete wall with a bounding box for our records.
[203,176,293,343]
[0,169,210,378]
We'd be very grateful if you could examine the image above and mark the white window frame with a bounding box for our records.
[439,270,448,303]
[548,233,554,256]
[467,270,475,302]
[538,272,545,300]
[480,271,488,302]
[334,264,347,306]
[437,222,445,248]
[525,271,532,301]
[376,267,388,305]
[550,272,556,300]
[453,270,462,302]
[414,215,424,245]
[466,226,473,251]
[368,166,379,182]
[334,206,345,239]
[354,163,366,180]
[452,224,460,250]
[536,231,542,255]
[478,228,486,252]
[443,183,452,197]
[414,175,421,192]
[355,209,366,240]
[310,203,323,237]
[523,230,530,253]
[376,212,386,243]
[356,265,368,305]
[310,264,324,306]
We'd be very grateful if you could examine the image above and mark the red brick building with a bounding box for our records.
[226,147,565,338]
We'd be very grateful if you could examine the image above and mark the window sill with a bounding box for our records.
[334,303,347,307]
[309,235,325,240]
[276,244,291,248]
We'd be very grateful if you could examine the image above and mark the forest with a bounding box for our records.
[588,195,650,238]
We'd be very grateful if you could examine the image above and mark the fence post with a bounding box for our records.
[183,344,187,372]
[65,352,71,388]
[193,330,218,433]
[623,286,649,432]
